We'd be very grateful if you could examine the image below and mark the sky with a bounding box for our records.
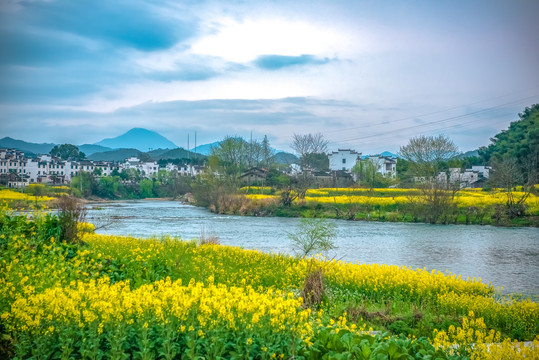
[1,0,538,154]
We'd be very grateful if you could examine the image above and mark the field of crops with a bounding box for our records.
[1,206,538,359]
[0,188,54,204]
[241,187,539,225]
[245,187,539,211]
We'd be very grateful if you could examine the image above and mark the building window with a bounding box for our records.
[342,159,346,164]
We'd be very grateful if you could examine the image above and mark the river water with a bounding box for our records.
[86,200,539,296]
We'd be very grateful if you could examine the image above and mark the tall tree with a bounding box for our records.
[479,104,538,185]
[50,144,86,161]
[210,136,250,184]
[399,135,458,179]
[352,159,379,188]
[489,157,530,219]
[291,133,329,170]
[261,135,273,169]
[399,135,459,224]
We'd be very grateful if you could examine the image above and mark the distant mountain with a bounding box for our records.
[191,141,219,156]
[457,149,480,158]
[147,148,173,158]
[94,128,178,152]
[0,137,55,155]
[78,144,113,156]
[87,148,143,162]
[271,152,298,165]
[155,148,206,161]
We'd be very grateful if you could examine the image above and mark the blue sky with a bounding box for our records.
[1,0,538,153]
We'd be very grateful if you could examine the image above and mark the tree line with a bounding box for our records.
[42,104,537,223]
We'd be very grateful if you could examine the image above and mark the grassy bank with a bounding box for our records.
[214,187,539,227]
[1,207,538,359]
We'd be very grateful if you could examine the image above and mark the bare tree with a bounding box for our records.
[292,133,328,157]
[291,133,329,169]
[399,135,459,224]
[490,157,531,219]
[399,135,458,179]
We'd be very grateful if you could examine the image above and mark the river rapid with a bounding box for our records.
[86,200,539,296]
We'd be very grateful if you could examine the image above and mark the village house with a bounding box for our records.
[327,149,398,179]
[0,149,28,187]
[442,165,492,188]
[366,155,398,179]
[0,148,209,187]
[120,157,159,177]
[240,167,269,184]
[328,149,361,172]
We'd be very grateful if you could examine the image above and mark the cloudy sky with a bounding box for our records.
[1,0,538,153]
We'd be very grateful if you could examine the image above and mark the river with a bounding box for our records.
[86,200,539,296]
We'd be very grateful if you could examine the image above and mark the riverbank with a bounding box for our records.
[1,208,538,358]
[201,191,539,227]
[88,201,539,296]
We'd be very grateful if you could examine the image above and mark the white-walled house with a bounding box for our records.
[0,149,28,187]
[178,164,202,176]
[471,166,491,179]
[1,148,208,187]
[164,163,205,177]
[93,161,118,176]
[443,165,491,188]
[328,149,362,172]
[140,162,159,177]
[120,157,158,176]
[327,149,398,178]
[0,149,25,176]
[367,155,398,178]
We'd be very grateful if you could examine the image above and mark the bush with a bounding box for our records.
[288,218,337,258]
[55,196,87,244]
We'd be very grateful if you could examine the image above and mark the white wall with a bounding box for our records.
[329,150,361,171]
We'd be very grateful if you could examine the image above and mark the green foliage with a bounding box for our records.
[353,160,394,188]
[303,152,330,171]
[55,196,87,244]
[71,171,192,200]
[49,144,86,160]
[139,179,155,198]
[191,173,235,210]
[479,104,539,185]
[288,218,337,258]
[96,176,120,198]
[23,183,70,198]
[70,171,97,198]
[210,135,274,185]
[298,329,454,360]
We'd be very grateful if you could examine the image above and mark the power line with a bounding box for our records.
[325,91,539,134]
[330,95,538,144]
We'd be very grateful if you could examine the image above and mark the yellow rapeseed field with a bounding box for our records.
[0,188,53,202]
[1,207,537,359]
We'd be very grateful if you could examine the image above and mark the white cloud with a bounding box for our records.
[190,17,350,62]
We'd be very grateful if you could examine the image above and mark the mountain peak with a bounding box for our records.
[94,128,178,152]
